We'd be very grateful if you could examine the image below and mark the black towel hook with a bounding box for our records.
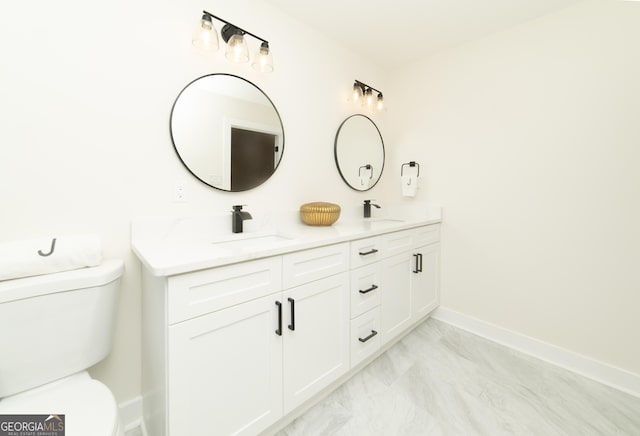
[38,238,57,257]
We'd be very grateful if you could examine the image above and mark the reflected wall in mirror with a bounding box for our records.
[170,73,284,191]
[334,114,385,191]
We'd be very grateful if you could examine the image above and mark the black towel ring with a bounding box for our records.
[401,161,420,177]
[359,164,374,179]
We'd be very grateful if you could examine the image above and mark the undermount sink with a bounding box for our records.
[366,218,405,226]
[211,233,296,251]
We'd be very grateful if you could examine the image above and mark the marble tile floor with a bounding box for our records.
[276,318,640,436]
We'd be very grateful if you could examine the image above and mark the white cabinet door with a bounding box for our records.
[168,295,283,436]
[282,273,349,413]
[380,252,413,345]
[411,243,440,321]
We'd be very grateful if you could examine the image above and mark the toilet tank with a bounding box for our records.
[0,260,124,397]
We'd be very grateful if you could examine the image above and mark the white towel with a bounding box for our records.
[402,175,418,197]
[0,234,102,281]
[358,176,371,189]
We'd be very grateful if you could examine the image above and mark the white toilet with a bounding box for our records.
[0,259,125,436]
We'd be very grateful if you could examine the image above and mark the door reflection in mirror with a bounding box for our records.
[231,128,277,191]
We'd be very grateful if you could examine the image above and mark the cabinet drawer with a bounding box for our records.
[350,236,382,268]
[350,307,381,368]
[168,257,282,324]
[282,243,349,289]
[381,229,413,257]
[412,224,440,247]
[350,263,381,318]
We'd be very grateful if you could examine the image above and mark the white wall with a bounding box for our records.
[387,0,640,375]
[0,0,389,403]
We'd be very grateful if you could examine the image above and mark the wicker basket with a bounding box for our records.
[300,202,341,226]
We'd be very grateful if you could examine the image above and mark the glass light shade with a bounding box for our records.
[192,16,219,52]
[252,42,274,73]
[365,88,374,109]
[376,93,384,112]
[352,83,363,103]
[225,32,250,63]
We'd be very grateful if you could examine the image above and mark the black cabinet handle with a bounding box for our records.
[359,284,379,294]
[358,330,378,343]
[358,248,379,256]
[418,253,423,273]
[275,301,282,336]
[413,254,420,273]
[288,298,295,331]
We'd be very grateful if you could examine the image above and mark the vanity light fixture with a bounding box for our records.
[351,80,384,112]
[192,10,274,73]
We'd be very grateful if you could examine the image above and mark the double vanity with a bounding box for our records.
[132,205,441,435]
[148,62,440,435]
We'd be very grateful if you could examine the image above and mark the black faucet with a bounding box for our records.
[363,200,381,218]
[232,205,253,233]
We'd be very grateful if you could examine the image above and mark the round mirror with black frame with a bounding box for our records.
[170,73,285,192]
[334,114,385,191]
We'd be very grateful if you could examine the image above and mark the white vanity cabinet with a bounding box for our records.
[138,216,441,436]
[379,226,441,345]
[347,225,441,365]
[152,257,283,436]
[142,243,349,436]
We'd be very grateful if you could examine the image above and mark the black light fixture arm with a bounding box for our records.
[354,80,382,96]
[202,10,269,45]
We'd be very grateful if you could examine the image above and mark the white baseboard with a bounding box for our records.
[119,395,147,435]
[432,307,640,398]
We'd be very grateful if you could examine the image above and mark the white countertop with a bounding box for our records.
[131,204,441,277]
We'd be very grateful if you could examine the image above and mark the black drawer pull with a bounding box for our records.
[413,253,420,273]
[275,301,282,336]
[418,253,423,273]
[358,330,378,343]
[359,284,379,294]
[288,298,295,331]
[359,248,379,256]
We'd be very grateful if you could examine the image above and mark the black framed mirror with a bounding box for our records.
[334,114,385,191]
[170,74,285,191]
